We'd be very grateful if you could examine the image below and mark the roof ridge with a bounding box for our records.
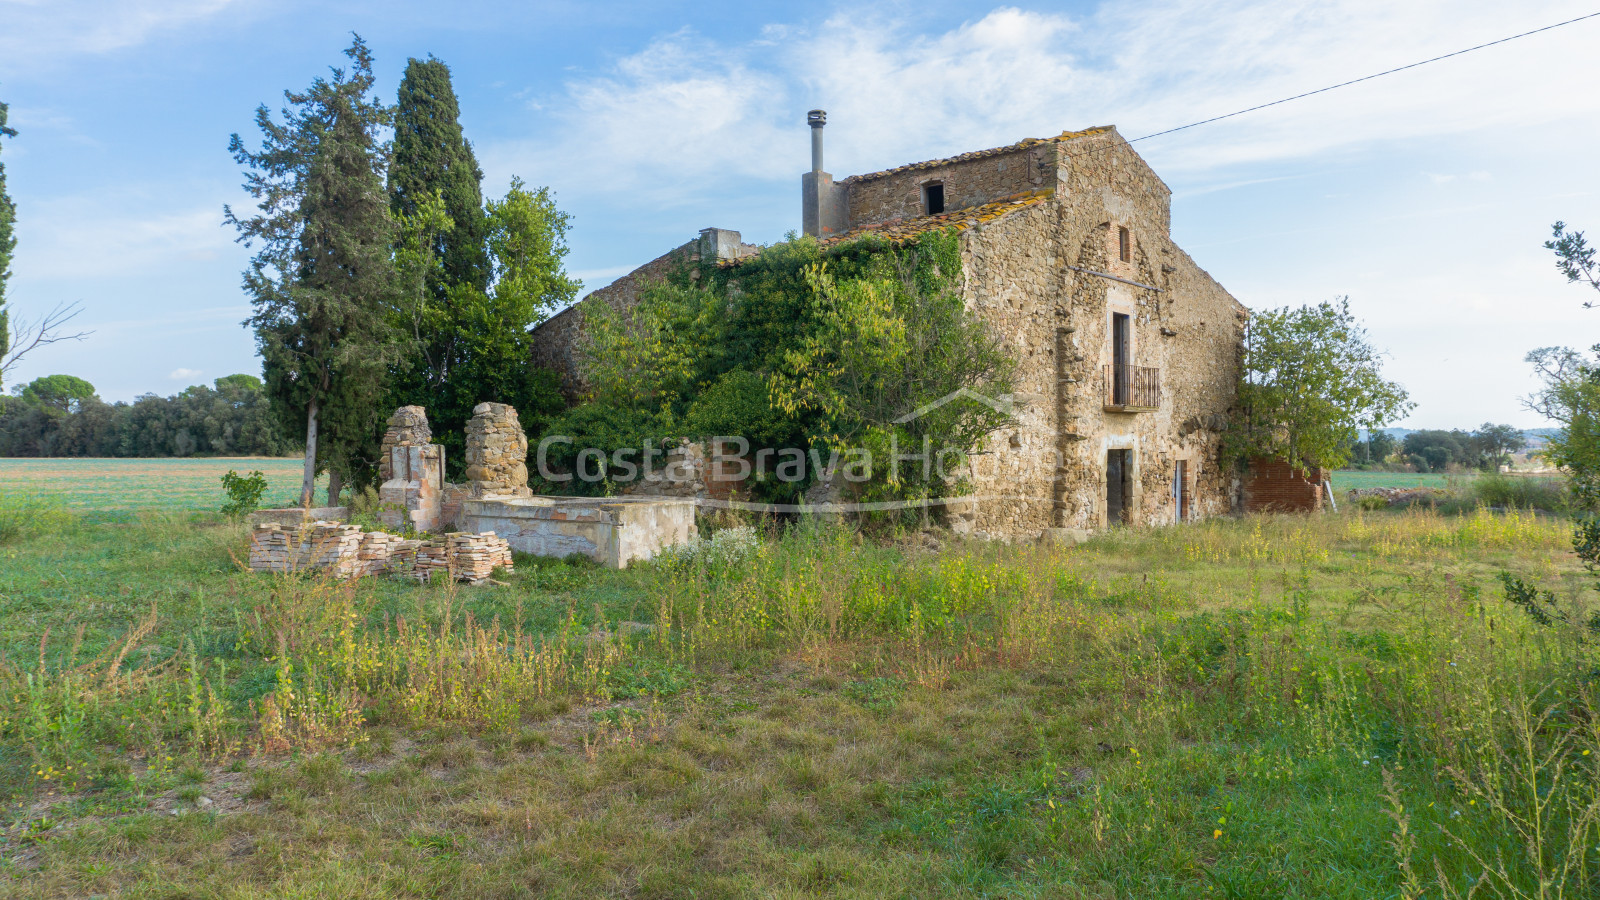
[842,125,1114,184]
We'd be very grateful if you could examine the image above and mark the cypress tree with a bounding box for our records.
[227,36,403,505]
[389,56,488,296]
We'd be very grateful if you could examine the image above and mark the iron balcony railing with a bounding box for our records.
[1103,365,1161,411]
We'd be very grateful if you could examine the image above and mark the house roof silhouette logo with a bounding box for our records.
[892,388,1016,424]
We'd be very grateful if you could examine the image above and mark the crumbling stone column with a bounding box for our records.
[378,406,445,533]
[379,405,432,482]
[465,402,531,498]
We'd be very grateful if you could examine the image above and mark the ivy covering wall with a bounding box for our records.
[537,229,1015,521]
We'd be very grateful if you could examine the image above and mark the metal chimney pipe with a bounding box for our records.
[807,109,826,173]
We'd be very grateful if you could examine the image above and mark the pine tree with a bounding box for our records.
[227,36,403,506]
[0,94,18,377]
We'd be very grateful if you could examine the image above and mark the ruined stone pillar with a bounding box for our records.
[464,402,532,498]
[378,406,432,482]
[377,406,445,533]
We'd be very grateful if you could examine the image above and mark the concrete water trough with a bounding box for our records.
[459,496,696,568]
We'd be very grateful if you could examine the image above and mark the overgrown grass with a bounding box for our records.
[1468,473,1570,512]
[1,504,1597,897]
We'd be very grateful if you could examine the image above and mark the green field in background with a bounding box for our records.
[0,457,326,512]
[1331,470,1475,492]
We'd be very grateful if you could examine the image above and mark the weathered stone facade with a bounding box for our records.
[528,125,1247,535]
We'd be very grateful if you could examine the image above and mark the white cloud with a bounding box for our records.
[10,195,233,281]
[169,367,202,380]
[0,0,241,63]
[482,1,1600,198]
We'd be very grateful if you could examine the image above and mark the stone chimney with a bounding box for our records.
[801,109,847,238]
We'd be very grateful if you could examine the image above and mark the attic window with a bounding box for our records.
[922,182,945,215]
[1118,226,1131,262]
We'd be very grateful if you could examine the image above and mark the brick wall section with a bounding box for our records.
[1242,458,1329,513]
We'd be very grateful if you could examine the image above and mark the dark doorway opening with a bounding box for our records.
[1111,312,1130,406]
[1174,459,1189,523]
[923,182,945,215]
[1107,449,1132,525]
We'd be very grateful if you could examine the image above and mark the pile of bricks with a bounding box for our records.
[445,532,515,584]
[249,522,367,578]
[249,523,512,584]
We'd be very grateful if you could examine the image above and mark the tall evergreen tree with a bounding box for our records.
[227,36,403,506]
[0,94,18,382]
[385,56,574,475]
[389,56,488,297]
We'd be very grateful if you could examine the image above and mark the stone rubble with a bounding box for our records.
[249,521,512,584]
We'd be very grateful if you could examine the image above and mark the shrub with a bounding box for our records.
[1468,473,1568,511]
[219,469,269,517]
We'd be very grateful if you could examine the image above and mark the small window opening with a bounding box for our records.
[923,182,945,215]
[1118,226,1131,262]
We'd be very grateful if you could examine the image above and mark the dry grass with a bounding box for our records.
[0,502,1596,897]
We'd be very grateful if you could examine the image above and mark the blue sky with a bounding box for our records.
[2,0,1598,428]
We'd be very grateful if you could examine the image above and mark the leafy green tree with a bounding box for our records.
[19,373,95,413]
[1473,422,1525,469]
[566,230,1014,516]
[390,178,578,474]
[227,36,403,506]
[1367,430,1397,465]
[1229,297,1413,472]
[0,373,291,458]
[1401,429,1473,472]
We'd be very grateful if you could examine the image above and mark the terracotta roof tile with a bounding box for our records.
[842,126,1114,184]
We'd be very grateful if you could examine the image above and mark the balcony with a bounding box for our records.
[1103,365,1161,412]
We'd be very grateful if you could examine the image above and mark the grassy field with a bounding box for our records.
[0,458,322,514]
[0,480,1596,896]
[1332,470,1473,492]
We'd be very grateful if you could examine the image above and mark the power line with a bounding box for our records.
[1066,10,1600,159]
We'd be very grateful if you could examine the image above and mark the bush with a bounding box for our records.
[220,469,269,517]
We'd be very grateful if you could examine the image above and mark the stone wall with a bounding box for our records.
[464,402,532,499]
[954,127,1244,535]
[379,443,445,533]
[615,440,750,504]
[842,143,1052,227]
[248,521,513,585]
[528,231,760,401]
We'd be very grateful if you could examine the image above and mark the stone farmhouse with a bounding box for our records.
[530,113,1249,538]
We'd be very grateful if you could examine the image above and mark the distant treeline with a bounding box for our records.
[1346,423,1526,472]
[0,373,295,457]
